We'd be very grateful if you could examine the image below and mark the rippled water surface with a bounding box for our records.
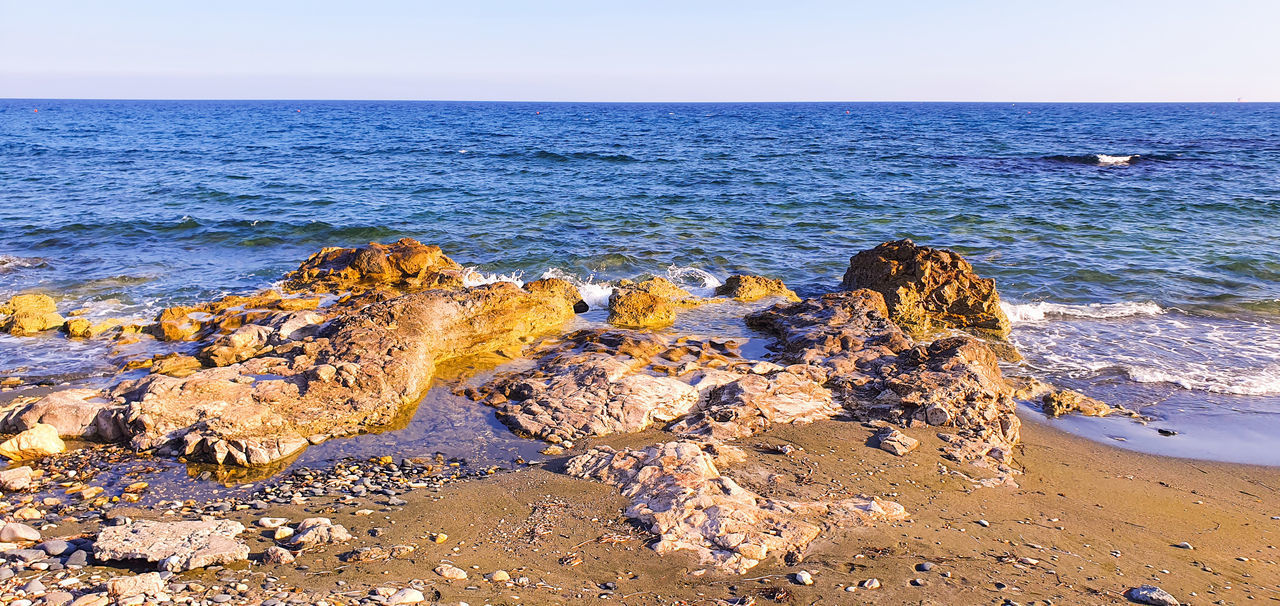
[2,100,1279,464]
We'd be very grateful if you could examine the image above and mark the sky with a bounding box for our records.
[2,0,1278,102]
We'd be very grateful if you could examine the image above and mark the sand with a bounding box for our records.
[158,412,1280,605]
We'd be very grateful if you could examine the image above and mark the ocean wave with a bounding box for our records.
[1001,300,1163,323]
[665,265,723,297]
[540,268,614,310]
[1043,153,1149,166]
[1123,363,1280,396]
[459,267,525,288]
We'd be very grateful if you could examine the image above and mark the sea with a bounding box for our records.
[2,100,1279,475]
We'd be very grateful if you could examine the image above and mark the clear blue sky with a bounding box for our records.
[2,0,1277,101]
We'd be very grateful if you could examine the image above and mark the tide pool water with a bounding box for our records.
[2,100,1279,464]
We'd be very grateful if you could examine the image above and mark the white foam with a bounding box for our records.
[459,267,524,288]
[665,265,723,297]
[1094,154,1137,165]
[539,268,614,310]
[1001,300,1163,323]
[0,254,46,271]
[1123,363,1280,396]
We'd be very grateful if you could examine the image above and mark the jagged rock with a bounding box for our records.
[841,239,1011,339]
[64,317,92,338]
[747,290,911,377]
[106,573,164,599]
[94,519,249,572]
[0,465,33,491]
[0,423,66,460]
[200,324,274,367]
[287,518,353,549]
[108,279,580,467]
[876,429,919,456]
[1042,389,1114,417]
[149,354,204,378]
[607,277,705,328]
[0,389,128,442]
[1124,585,1180,606]
[284,238,465,294]
[567,440,907,573]
[715,275,800,302]
[1,293,64,336]
[670,365,838,440]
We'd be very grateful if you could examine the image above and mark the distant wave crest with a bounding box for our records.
[0,254,48,272]
[1002,300,1163,323]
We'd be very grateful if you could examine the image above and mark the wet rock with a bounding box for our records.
[0,423,66,460]
[841,239,1010,339]
[715,275,800,303]
[1123,584,1179,606]
[0,465,33,491]
[106,572,164,599]
[287,518,353,549]
[63,317,92,339]
[567,440,907,573]
[94,519,249,572]
[1042,389,1115,418]
[284,238,465,294]
[1,293,64,336]
[607,277,703,328]
[150,353,204,378]
[0,522,40,542]
[877,429,919,456]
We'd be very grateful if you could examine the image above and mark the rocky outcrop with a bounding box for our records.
[668,365,838,440]
[1041,389,1112,417]
[566,440,907,573]
[714,275,800,303]
[0,423,66,460]
[283,238,465,294]
[841,239,1011,339]
[607,277,705,328]
[94,519,249,572]
[0,293,64,336]
[0,388,128,442]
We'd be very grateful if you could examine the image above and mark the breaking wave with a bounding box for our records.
[1002,300,1163,323]
[1124,363,1280,396]
[539,268,614,310]
[665,265,723,297]
[1043,153,1146,166]
[0,254,48,272]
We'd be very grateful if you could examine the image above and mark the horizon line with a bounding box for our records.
[2,97,1272,104]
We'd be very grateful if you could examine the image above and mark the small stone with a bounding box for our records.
[273,526,295,540]
[0,466,34,491]
[877,429,919,456]
[262,546,295,565]
[23,578,45,592]
[0,522,41,542]
[910,578,927,586]
[388,588,425,604]
[1124,584,1180,606]
[107,573,164,598]
[977,519,990,527]
[486,570,511,582]
[38,539,72,556]
[69,594,109,606]
[916,562,935,572]
[794,570,813,585]
[861,578,881,589]
[42,591,74,606]
[1173,541,1192,550]
[434,563,468,580]
[0,423,65,460]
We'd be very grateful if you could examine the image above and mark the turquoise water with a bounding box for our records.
[2,100,1279,463]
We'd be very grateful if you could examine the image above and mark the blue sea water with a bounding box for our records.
[2,100,1279,465]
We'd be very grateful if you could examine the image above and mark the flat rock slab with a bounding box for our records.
[94,519,249,572]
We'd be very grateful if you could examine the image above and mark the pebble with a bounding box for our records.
[435,563,468,580]
[916,561,935,572]
[794,570,813,585]
[486,570,511,582]
[388,588,425,604]
[977,519,990,527]
[910,578,927,586]
[861,578,881,589]
[1174,542,1193,550]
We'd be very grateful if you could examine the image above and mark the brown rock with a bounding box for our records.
[64,317,93,338]
[283,238,463,294]
[1042,389,1113,417]
[607,277,704,328]
[877,429,919,456]
[715,275,800,302]
[841,239,1011,339]
[150,353,204,377]
[106,572,164,598]
[95,519,249,572]
[0,388,128,442]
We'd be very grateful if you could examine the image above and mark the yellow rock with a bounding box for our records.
[0,423,66,460]
[64,317,93,338]
[432,532,448,544]
[714,275,801,303]
[124,481,149,493]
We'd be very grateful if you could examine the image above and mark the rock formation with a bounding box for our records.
[714,275,800,303]
[94,519,250,572]
[840,239,1011,339]
[607,277,705,328]
[0,293,64,336]
[283,238,465,294]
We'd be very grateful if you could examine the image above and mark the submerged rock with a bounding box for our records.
[607,277,705,328]
[94,519,249,572]
[714,275,800,303]
[284,237,465,294]
[567,440,907,573]
[841,239,1011,339]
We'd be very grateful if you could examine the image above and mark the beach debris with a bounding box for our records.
[94,519,250,572]
[1124,584,1180,606]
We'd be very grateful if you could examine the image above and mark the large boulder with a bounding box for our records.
[94,519,249,572]
[0,389,129,442]
[1,293,64,336]
[0,423,66,460]
[283,238,465,294]
[841,239,1010,339]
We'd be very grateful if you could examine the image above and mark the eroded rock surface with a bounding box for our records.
[714,275,800,303]
[841,239,1011,339]
[283,237,465,294]
[566,440,907,573]
[94,519,250,572]
[0,293,64,336]
[607,277,706,328]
